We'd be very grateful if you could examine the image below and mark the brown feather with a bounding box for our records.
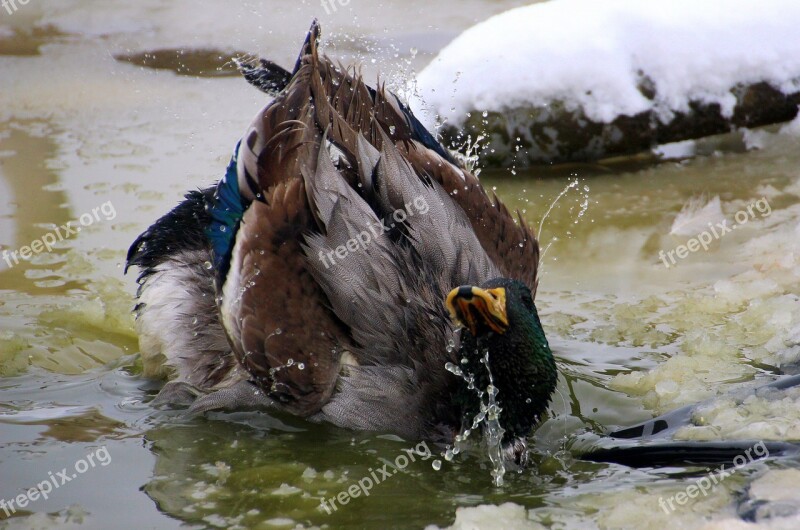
[402,143,540,294]
[307,33,541,293]
[221,20,540,419]
[221,179,352,416]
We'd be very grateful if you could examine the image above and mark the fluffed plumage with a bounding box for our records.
[127,21,556,463]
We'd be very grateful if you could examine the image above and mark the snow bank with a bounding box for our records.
[413,0,800,129]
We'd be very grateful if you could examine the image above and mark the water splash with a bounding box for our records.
[537,178,578,242]
[444,345,507,487]
[263,328,309,394]
[481,352,507,487]
[445,133,487,177]
[537,177,591,272]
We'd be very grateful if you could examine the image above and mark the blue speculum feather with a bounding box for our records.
[398,98,456,164]
[206,140,246,284]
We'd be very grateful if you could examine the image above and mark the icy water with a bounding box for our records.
[2,1,800,529]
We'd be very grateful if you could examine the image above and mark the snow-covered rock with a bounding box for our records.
[412,0,800,167]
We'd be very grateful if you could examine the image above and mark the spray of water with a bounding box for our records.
[440,334,508,487]
[537,178,591,273]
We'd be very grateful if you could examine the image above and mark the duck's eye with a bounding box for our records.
[521,292,535,311]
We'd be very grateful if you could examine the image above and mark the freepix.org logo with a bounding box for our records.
[2,0,30,16]
[320,0,350,15]
[658,441,768,514]
[659,197,771,268]
[320,441,432,514]
[317,196,429,269]
[1,446,112,518]
[2,201,117,269]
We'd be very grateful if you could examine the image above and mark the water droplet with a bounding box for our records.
[445,362,463,377]
[204,261,213,270]
[431,460,442,471]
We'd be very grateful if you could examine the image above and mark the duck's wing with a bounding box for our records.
[217,21,535,425]
[375,89,541,294]
[237,21,540,295]
[214,25,354,417]
[294,35,540,294]
[215,22,491,420]
[220,177,353,416]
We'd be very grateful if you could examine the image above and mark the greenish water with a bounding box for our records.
[2,2,800,529]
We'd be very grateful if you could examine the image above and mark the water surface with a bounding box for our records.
[2,1,800,528]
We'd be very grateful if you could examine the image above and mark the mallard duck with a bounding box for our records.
[126,22,557,464]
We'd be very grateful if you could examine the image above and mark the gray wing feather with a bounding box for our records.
[313,365,423,439]
[302,134,497,368]
[372,130,499,285]
[356,133,380,198]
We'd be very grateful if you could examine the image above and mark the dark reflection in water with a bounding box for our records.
[0,406,126,443]
[138,353,651,529]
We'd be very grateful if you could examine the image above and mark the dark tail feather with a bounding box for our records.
[126,189,214,277]
[236,57,292,96]
[236,20,321,96]
[293,19,321,75]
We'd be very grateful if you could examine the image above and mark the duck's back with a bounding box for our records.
[127,22,540,440]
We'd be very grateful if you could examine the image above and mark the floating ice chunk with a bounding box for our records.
[670,196,724,237]
[427,502,542,530]
[653,140,697,160]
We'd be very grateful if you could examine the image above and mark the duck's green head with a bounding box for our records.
[445,278,558,463]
